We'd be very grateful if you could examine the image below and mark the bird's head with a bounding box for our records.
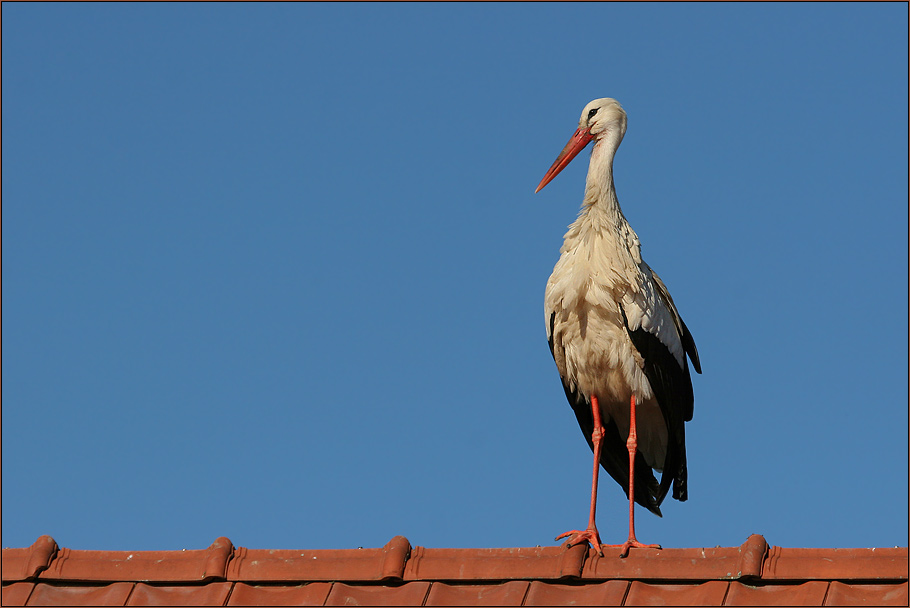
[579,98,627,142]
[536,98,627,193]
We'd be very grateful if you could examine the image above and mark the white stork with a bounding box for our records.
[536,98,701,557]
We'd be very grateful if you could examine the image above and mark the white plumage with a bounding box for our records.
[537,98,701,555]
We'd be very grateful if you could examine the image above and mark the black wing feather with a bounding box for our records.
[619,299,697,505]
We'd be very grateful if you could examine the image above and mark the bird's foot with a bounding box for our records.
[556,528,661,558]
[615,538,661,558]
[555,527,603,556]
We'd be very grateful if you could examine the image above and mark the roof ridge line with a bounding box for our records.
[3,534,909,586]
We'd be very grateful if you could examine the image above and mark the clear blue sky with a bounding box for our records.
[3,3,907,553]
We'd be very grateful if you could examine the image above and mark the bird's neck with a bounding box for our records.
[575,139,642,262]
[582,138,619,211]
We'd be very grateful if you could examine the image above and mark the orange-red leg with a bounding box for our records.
[556,394,661,558]
[617,394,661,557]
[555,394,605,555]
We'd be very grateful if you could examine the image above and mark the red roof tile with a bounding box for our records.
[824,581,909,606]
[1,583,35,606]
[523,580,629,606]
[403,544,588,581]
[33,537,234,583]
[424,581,530,606]
[572,532,771,582]
[226,536,410,582]
[626,581,729,605]
[762,546,906,580]
[2,534,906,606]
[724,580,830,606]
[126,582,232,606]
[1,536,57,581]
[26,582,134,606]
[325,582,431,606]
[226,582,332,606]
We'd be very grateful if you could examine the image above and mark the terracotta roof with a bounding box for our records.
[2,534,907,606]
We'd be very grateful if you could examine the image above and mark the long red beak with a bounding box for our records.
[535,127,594,193]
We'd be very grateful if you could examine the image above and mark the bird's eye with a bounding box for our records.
[588,108,598,120]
